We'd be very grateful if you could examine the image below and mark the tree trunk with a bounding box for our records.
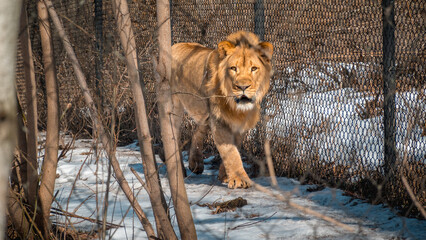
[19,3,46,237]
[14,100,28,192]
[156,1,197,239]
[0,1,23,239]
[112,0,177,239]
[43,0,156,238]
[37,0,59,237]
[19,1,39,213]
[8,101,33,239]
[94,0,103,107]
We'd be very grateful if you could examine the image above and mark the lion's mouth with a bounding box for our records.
[235,95,253,104]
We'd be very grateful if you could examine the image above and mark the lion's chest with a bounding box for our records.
[211,103,260,134]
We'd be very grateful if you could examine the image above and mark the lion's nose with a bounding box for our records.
[236,85,250,91]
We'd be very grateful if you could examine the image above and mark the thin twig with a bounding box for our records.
[65,153,91,215]
[264,140,278,187]
[8,189,45,238]
[191,185,215,206]
[228,212,277,230]
[54,10,94,41]
[401,176,426,219]
[399,97,425,219]
[57,134,75,161]
[130,167,148,192]
[51,207,122,229]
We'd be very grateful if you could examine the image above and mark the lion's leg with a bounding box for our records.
[234,132,244,148]
[188,118,209,174]
[218,133,243,183]
[211,122,251,189]
[179,95,209,175]
[171,96,186,177]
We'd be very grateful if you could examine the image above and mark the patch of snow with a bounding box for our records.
[266,88,426,169]
[52,138,426,239]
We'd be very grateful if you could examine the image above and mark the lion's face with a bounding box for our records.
[217,40,273,112]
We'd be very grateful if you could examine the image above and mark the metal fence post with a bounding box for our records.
[254,0,265,41]
[94,0,103,105]
[382,0,396,177]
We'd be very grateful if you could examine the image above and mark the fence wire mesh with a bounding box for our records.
[16,0,425,217]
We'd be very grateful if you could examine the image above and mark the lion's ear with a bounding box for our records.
[218,41,235,58]
[259,42,273,62]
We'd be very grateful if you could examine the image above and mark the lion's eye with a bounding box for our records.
[251,66,258,72]
[230,66,237,72]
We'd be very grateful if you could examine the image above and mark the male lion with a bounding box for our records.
[170,31,273,189]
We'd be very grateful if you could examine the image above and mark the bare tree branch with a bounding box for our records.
[401,176,426,219]
[43,0,156,238]
[156,0,197,239]
[112,0,177,238]
[37,1,60,237]
[19,1,40,217]
[265,140,278,187]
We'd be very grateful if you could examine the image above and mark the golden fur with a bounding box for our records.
[170,31,273,188]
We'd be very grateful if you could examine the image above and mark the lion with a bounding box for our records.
[170,31,273,189]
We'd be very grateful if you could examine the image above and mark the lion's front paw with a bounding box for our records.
[226,173,251,189]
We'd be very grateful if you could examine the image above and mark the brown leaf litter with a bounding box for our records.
[197,197,248,214]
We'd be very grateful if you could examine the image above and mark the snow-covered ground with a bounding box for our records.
[265,88,426,168]
[51,137,426,240]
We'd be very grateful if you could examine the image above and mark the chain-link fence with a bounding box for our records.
[16,0,425,217]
